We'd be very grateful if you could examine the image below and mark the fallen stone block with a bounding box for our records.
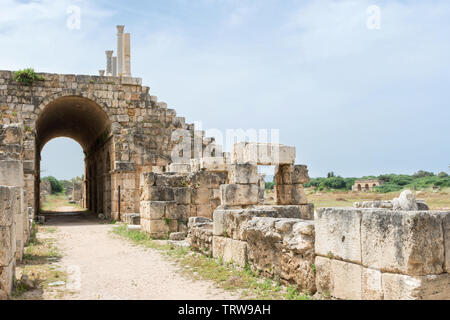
[169,232,186,241]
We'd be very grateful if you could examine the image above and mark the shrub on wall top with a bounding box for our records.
[13,68,45,85]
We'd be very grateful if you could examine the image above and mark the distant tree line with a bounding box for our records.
[41,176,84,194]
[302,170,450,193]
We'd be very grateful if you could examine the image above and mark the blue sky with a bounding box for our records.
[1,0,449,179]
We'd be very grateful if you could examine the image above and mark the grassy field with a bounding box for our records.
[307,188,450,210]
[41,193,85,212]
[266,187,450,210]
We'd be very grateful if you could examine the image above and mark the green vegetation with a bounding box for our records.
[13,68,45,85]
[303,170,450,193]
[265,182,275,190]
[41,176,63,194]
[112,225,313,300]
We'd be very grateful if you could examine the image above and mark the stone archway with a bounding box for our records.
[35,95,112,215]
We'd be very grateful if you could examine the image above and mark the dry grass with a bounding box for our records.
[265,188,450,210]
[11,224,69,300]
[41,193,85,212]
[306,188,450,210]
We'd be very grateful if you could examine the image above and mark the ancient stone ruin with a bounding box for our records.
[352,179,381,191]
[0,26,449,300]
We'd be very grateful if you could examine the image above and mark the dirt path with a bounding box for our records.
[44,213,237,300]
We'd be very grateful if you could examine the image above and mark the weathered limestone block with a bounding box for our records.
[192,188,212,205]
[173,187,191,205]
[331,259,362,300]
[190,159,200,172]
[144,186,175,201]
[200,157,228,172]
[275,184,308,205]
[362,268,383,300]
[141,201,171,220]
[354,200,393,209]
[0,160,24,186]
[141,219,169,236]
[168,163,191,173]
[0,261,14,300]
[252,204,313,221]
[232,142,295,165]
[169,232,186,241]
[442,212,450,273]
[275,164,309,185]
[228,163,258,184]
[123,213,140,225]
[315,208,362,264]
[187,217,213,255]
[220,184,259,206]
[212,236,248,267]
[382,273,450,300]
[242,217,316,293]
[214,206,310,241]
[361,210,444,275]
[195,203,213,218]
[155,174,190,188]
[315,256,332,295]
[167,204,191,221]
[140,172,156,200]
[0,226,14,266]
[0,186,15,227]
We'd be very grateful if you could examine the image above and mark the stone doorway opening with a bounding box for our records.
[39,138,85,213]
[34,96,113,218]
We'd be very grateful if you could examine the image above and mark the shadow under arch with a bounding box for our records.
[35,95,113,217]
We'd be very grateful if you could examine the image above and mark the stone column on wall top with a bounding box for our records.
[123,33,131,77]
[105,50,113,76]
[116,25,125,76]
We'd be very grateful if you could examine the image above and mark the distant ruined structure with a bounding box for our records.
[352,179,381,192]
[0,26,449,300]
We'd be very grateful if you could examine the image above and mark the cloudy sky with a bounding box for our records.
[1,0,449,179]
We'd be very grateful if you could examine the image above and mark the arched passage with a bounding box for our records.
[35,95,112,216]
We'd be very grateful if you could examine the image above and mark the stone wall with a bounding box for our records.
[0,70,221,222]
[139,171,226,238]
[204,142,317,292]
[314,207,450,300]
[72,181,83,206]
[187,217,213,256]
[40,180,51,204]
[0,123,30,300]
